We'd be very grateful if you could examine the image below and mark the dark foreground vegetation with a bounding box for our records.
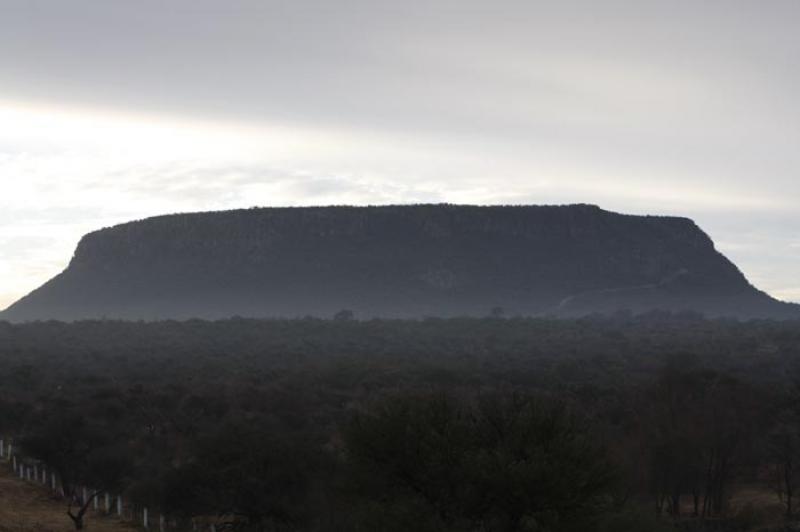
[2,313,800,531]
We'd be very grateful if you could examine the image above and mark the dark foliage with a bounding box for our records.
[345,393,616,531]
[0,314,799,530]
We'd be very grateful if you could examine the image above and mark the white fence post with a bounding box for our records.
[105,493,110,513]
[0,438,4,458]
[159,514,165,532]
[117,495,123,516]
[93,492,99,510]
[12,455,16,471]
[143,507,149,529]
[51,471,56,491]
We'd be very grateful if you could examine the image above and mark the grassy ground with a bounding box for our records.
[0,461,135,532]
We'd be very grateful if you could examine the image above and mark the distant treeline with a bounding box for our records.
[2,313,800,531]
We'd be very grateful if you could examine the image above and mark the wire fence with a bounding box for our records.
[0,437,219,531]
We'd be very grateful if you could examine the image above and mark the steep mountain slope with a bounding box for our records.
[2,204,796,321]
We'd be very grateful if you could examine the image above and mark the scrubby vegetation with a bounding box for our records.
[2,313,800,530]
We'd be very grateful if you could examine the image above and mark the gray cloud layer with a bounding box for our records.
[0,1,798,305]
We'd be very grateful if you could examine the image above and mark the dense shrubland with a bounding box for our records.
[1,313,800,531]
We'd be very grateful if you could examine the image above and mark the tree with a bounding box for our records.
[333,309,355,321]
[768,422,800,519]
[642,367,708,517]
[344,392,617,531]
[162,423,328,531]
[641,366,762,519]
[767,381,800,519]
[21,409,131,530]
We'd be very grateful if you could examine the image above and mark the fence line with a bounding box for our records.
[0,437,220,532]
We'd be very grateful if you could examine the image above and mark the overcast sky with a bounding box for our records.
[1,0,798,310]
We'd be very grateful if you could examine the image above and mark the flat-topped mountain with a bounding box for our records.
[2,204,796,321]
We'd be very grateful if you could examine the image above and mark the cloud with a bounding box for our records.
[0,1,798,307]
[771,288,800,304]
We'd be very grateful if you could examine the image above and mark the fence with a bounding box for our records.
[0,437,217,531]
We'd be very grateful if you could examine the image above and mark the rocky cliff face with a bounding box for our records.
[2,204,796,321]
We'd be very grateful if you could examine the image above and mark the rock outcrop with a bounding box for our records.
[2,204,796,321]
